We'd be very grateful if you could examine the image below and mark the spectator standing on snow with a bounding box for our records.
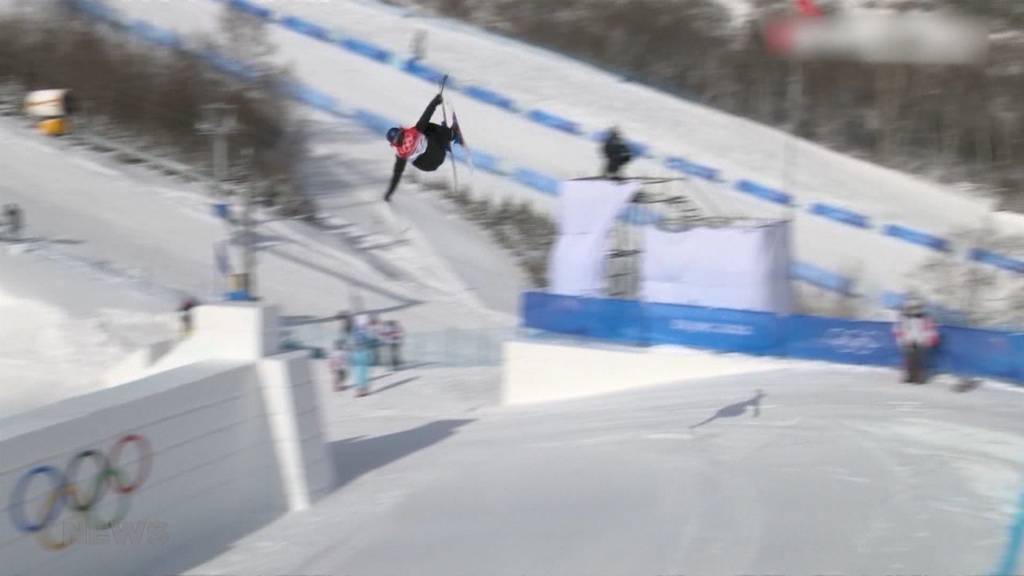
[893,297,940,384]
[368,313,385,366]
[384,320,404,371]
[3,203,23,241]
[178,297,198,338]
[336,310,354,348]
[411,29,427,63]
[602,127,632,179]
[328,343,349,392]
[349,324,373,397]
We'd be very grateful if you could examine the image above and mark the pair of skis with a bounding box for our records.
[438,75,474,196]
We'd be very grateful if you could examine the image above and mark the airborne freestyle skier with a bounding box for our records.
[384,90,463,202]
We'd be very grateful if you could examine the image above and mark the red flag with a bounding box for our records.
[795,0,822,17]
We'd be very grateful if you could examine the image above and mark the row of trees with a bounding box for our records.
[0,1,311,215]
[408,0,1024,210]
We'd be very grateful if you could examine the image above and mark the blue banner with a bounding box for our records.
[1017,335,1024,382]
[644,301,784,354]
[520,291,1024,384]
[882,224,950,252]
[522,292,647,345]
[936,326,1020,381]
[735,180,793,206]
[784,315,900,367]
[809,203,871,229]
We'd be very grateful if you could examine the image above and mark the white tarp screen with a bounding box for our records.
[548,180,638,296]
[642,221,793,313]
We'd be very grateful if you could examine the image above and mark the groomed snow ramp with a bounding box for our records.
[1,303,333,576]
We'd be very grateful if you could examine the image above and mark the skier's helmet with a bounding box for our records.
[386,127,402,144]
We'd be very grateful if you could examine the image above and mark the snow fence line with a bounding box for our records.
[1,303,333,576]
[73,0,1020,307]
[212,0,1024,276]
[521,291,1024,385]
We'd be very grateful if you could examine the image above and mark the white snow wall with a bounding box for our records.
[0,304,333,576]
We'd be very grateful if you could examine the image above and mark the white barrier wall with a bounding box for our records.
[0,303,333,576]
[502,340,778,405]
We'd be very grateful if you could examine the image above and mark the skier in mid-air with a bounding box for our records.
[384,92,462,202]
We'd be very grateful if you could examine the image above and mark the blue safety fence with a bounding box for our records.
[735,179,793,206]
[522,291,1024,383]
[352,109,396,134]
[513,168,560,196]
[525,109,583,135]
[279,15,331,41]
[129,21,181,49]
[664,156,723,182]
[284,84,338,112]
[882,224,951,253]
[452,147,503,175]
[75,0,121,25]
[971,249,1024,275]
[808,202,872,229]
[463,85,518,112]
[791,262,855,296]
[402,59,448,85]
[227,0,272,20]
[339,38,394,64]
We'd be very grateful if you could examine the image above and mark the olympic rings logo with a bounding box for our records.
[9,434,153,550]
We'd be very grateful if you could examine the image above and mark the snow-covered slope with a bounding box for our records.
[0,105,522,413]
[104,0,1023,312]
[180,362,1024,576]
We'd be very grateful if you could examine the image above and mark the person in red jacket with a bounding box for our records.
[892,298,940,384]
[384,93,462,202]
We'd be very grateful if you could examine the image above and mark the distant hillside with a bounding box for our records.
[390,0,1024,212]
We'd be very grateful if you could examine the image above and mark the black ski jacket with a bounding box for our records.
[603,131,633,177]
[386,96,450,201]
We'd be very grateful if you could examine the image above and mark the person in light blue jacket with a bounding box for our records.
[349,325,373,397]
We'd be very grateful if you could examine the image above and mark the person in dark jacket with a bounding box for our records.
[384,93,461,201]
[4,203,23,241]
[892,298,940,384]
[178,297,198,338]
[602,127,633,178]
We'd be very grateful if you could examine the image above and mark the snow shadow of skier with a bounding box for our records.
[330,419,474,490]
[689,390,765,430]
